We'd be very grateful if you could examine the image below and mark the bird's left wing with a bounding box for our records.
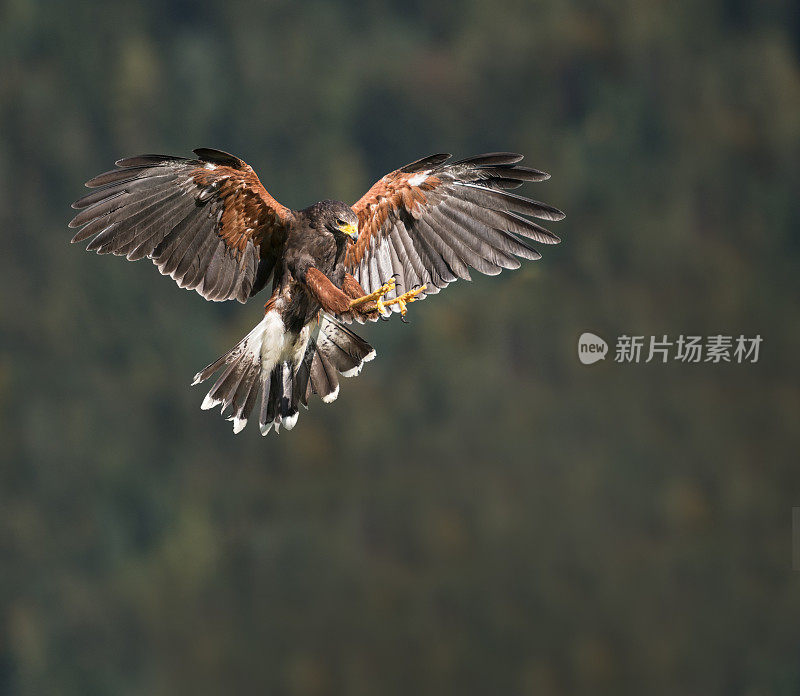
[346,153,564,311]
[69,148,293,303]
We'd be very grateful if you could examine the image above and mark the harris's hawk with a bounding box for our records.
[70,148,564,434]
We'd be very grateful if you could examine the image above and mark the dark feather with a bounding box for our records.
[232,251,256,303]
[231,363,261,423]
[192,148,243,167]
[413,216,471,282]
[84,164,168,189]
[452,183,566,222]
[386,231,408,296]
[208,361,240,407]
[475,165,550,182]
[425,207,500,275]
[181,226,220,290]
[209,252,240,302]
[453,152,524,166]
[172,211,217,283]
[435,202,518,270]
[399,153,451,173]
[200,243,227,297]
[71,218,116,244]
[123,192,195,260]
[490,210,560,244]
[71,182,181,230]
[318,351,339,396]
[309,350,330,398]
[153,208,207,275]
[260,367,280,429]
[71,171,179,210]
[279,364,294,418]
[441,198,541,261]
[114,154,183,167]
[249,255,276,298]
[322,316,374,361]
[71,188,127,214]
[390,223,425,288]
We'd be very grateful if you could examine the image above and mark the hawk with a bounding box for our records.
[70,148,564,434]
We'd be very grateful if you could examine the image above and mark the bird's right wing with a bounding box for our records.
[69,148,293,303]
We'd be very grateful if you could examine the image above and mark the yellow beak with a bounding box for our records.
[339,222,358,240]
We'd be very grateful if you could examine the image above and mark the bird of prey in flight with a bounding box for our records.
[70,148,564,434]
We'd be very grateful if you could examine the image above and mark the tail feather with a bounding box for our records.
[295,347,316,410]
[192,351,231,386]
[279,364,299,430]
[208,360,243,408]
[322,319,375,367]
[229,363,260,433]
[279,363,292,418]
[309,349,339,403]
[315,315,376,382]
[259,366,279,435]
[194,311,375,435]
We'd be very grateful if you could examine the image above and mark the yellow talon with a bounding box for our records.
[349,277,396,309]
[379,284,427,316]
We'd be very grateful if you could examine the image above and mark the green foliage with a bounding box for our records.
[1,0,799,694]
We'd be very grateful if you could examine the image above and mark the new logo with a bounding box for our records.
[578,332,608,365]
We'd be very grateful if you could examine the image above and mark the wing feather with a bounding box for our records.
[346,153,563,299]
[413,215,468,282]
[69,148,292,303]
[152,208,207,275]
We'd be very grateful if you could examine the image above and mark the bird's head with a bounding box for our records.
[320,201,359,243]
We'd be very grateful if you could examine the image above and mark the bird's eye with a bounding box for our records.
[336,218,346,226]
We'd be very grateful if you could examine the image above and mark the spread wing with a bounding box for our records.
[69,148,293,303]
[346,153,564,310]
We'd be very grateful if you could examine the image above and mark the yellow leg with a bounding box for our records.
[377,285,427,316]
[349,278,396,309]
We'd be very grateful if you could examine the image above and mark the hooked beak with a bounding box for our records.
[338,222,358,241]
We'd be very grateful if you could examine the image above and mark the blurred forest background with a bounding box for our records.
[2,0,799,694]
